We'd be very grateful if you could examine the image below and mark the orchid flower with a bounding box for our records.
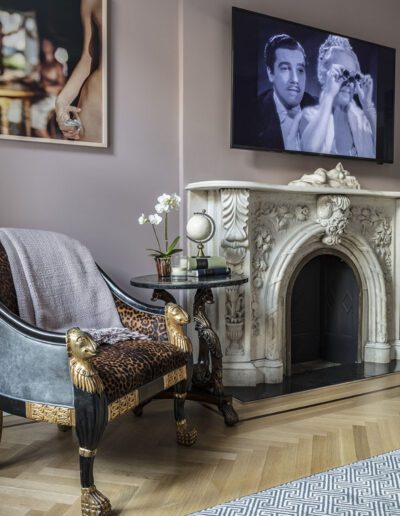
[138,194,182,257]
[148,213,162,225]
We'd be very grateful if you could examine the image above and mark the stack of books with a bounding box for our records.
[187,256,231,277]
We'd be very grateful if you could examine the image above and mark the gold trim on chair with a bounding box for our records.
[108,390,140,421]
[107,366,188,421]
[174,392,187,400]
[79,447,97,458]
[164,366,187,389]
[26,402,75,426]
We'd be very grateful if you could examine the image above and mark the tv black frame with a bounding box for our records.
[231,7,396,164]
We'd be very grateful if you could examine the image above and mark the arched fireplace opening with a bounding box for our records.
[287,252,361,377]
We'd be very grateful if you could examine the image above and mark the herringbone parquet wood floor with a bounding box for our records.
[1,385,400,515]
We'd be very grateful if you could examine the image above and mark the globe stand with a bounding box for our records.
[195,242,206,258]
[186,210,216,258]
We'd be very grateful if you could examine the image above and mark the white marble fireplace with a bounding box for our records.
[186,167,400,387]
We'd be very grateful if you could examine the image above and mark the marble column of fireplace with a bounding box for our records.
[186,173,399,387]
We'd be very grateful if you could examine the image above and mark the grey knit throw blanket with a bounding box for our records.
[0,229,147,343]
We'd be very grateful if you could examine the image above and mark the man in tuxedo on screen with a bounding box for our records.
[257,34,316,151]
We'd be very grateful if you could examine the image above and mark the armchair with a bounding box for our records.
[0,241,197,515]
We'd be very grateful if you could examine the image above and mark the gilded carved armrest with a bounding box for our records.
[165,303,192,354]
[66,328,104,395]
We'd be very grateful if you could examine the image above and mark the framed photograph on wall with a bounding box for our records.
[0,0,108,147]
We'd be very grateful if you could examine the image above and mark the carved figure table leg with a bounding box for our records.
[151,289,177,304]
[192,288,239,426]
[130,289,177,418]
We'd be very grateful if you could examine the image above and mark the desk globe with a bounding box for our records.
[186,210,216,257]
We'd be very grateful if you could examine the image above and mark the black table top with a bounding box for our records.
[131,273,248,290]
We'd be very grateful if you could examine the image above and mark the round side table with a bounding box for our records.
[131,273,248,426]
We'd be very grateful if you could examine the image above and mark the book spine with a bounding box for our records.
[188,257,227,270]
[188,267,231,277]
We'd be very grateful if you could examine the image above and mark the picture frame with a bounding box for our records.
[0,0,108,148]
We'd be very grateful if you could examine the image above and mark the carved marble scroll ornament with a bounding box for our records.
[221,189,250,271]
[289,162,361,190]
[316,195,351,246]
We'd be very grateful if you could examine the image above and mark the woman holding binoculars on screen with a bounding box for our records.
[300,35,376,158]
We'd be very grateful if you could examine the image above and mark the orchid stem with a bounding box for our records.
[165,212,169,252]
[152,225,162,252]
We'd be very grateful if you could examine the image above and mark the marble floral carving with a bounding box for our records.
[350,207,392,272]
[251,201,310,335]
[316,195,351,246]
[350,206,393,324]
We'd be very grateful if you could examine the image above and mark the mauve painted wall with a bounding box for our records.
[0,0,399,302]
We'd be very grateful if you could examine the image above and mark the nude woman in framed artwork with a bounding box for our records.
[55,0,106,145]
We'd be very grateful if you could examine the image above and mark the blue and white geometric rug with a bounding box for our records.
[188,449,400,515]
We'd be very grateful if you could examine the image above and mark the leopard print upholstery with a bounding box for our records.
[0,242,19,315]
[115,298,168,341]
[92,339,187,402]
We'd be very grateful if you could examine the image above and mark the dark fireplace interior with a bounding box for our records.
[289,254,360,376]
[226,253,399,402]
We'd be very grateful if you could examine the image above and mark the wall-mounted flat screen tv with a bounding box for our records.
[231,8,396,163]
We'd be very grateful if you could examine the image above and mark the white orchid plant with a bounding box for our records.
[138,193,182,258]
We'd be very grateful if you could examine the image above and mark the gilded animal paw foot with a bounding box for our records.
[176,419,198,446]
[81,485,112,515]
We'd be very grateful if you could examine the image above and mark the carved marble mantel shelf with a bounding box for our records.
[186,176,400,387]
[187,180,400,199]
